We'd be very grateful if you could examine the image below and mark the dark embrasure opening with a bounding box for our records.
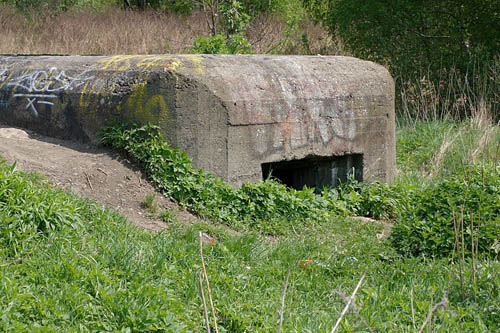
[261,154,363,190]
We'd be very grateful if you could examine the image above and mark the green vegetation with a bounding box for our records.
[0,165,82,258]
[143,192,158,214]
[302,0,499,73]
[392,117,500,258]
[390,165,500,258]
[0,0,498,330]
[190,1,254,54]
[98,123,344,235]
[1,159,499,331]
[302,0,499,120]
[1,118,499,330]
[99,122,500,259]
[192,33,253,54]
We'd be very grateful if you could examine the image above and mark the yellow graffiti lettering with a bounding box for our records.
[79,80,92,108]
[124,83,168,124]
[99,55,185,73]
[99,55,136,71]
[0,71,16,89]
[136,56,183,72]
[125,82,147,114]
[144,95,168,122]
[184,55,205,75]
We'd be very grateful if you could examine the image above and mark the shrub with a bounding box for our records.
[192,33,252,54]
[336,179,404,220]
[302,0,500,119]
[391,165,500,258]
[302,0,499,77]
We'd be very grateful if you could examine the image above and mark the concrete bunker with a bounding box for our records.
[0,54,396,187]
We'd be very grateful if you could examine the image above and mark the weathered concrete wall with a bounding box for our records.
[0,55,396,186]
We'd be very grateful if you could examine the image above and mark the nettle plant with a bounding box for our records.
[390,165,500,258]
[98,123,340,234]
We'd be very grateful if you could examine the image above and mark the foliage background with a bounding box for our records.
[301,0,499,119]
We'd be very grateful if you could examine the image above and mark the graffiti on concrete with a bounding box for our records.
[0,55,396,186]
[2,67,94,117]
[0,69,7,82]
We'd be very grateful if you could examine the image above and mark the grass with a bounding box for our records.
[1,115,499,331]
[0,4,340,56]
[392,113,500,259]
[143,193,158,214]
[99,122,500,259]
[159,209,177,224]
[397,115,500,184]
[143,192,178,223]
[0,5,206,55]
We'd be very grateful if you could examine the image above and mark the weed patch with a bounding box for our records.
[391,165,500,258]
[98,123,349,234]
[0,162,83,257]
[393,118,500,258]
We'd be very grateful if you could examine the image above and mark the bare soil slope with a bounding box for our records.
[0,126,197,231]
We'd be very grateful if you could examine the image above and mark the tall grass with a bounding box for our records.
[0,5,207,54]
[397,116,500,184]
[0,4,340,55]
[398,58,499,123]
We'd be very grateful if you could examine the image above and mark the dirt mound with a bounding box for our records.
[0,126,197,231]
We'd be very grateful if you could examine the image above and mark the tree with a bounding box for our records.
[302,0,499,75]
[302,0,499,119]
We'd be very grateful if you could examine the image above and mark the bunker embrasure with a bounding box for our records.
[262,154,363,190]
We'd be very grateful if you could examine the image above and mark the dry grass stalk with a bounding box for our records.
[199,232,219,333]
[410,287,416,332]
[426,129,461,178]
[470,213,476,284]
[332,290,373,332]
[0,5,208,54]
[399,59,498,123]
[418,293,449,333]
[248,14,345,56]
[452,210,458,262]
[470,118,497,163]
[330,273,366,333]
[278,268,291,333]
[84,172,94,190]
[460,206,466,299]
[245,13,288,54]
[475,202,482,272]
[453,208,466,301]
[198,272,211,333]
